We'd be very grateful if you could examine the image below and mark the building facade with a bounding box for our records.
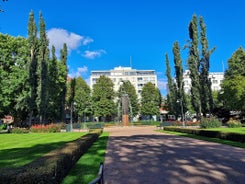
[90,66,158,96]
[183,70,224,94]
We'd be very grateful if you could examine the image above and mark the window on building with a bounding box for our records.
[212,80,218,84]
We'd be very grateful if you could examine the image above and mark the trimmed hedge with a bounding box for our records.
[164,127,245,143]
[0,130,102,184]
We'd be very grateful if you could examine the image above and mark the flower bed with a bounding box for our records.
[30,123,63,133]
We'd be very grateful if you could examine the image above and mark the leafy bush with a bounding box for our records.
[30,123,62,133]
[11,127,29,134]
[227,119,242,128]
[200,117,222,128]
[0,124,7,130]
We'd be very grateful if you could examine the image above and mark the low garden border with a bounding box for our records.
[0,130,102,184]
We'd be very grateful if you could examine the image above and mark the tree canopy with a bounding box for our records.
[92,75,116,121]
[140,82,161,119]
[221,47,245,112]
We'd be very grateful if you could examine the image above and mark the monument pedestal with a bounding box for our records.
[122,114,129,126]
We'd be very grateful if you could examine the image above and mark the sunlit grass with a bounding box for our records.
[0,132,86,168]
[205,127,245,134]
[62,132,109,184]
[160,130,245,148]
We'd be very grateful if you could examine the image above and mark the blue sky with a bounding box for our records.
[1,0,245,96]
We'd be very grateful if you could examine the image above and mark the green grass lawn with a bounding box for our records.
[161,129,245,148]
[206,127,245,134]
[0,132,86,168]
[62,132,109,184]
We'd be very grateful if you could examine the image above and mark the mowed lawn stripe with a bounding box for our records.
[62,132,109,184]
[0,132,86,168]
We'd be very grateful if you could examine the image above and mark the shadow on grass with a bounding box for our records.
[0,141,72,168]
[62,133,109,184]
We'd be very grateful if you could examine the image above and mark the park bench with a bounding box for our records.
[89,162,104,184]
[157,121,173,130]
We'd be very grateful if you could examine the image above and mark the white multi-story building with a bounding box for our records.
[183,70,224,94]
[90,66,158,97]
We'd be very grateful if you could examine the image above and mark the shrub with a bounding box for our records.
[227,119,242,128]
[30,123,62,133]
[200,117,222,129]
[0,123,7,130]
[11,127,29,134]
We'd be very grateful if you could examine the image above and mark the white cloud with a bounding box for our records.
[158,78,168,90]
[47,28,93,52]
[83,50,106,59]
[68,66,88,78]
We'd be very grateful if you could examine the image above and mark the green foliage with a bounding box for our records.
[186,15,215,117]
[221,47,245,112]
[200,117,222,128]
[165,53,176,115]
[141,82,161,117]
[227,119,242,128]
[0,123,7,130]
[74,77,93,121]
[187,15,201,117]
[172,41,187,119]
[92,76,116,121]
[11,127,29,134]
[0,33,29,119]
[118,80,139,117]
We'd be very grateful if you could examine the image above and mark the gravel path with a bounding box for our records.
[103,126,245,184]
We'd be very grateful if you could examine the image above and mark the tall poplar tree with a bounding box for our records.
[199,17,215,115]
[37,12,49,123]
[27,10,38,125]
[47,46,59,120]
[187,14,202,118]
[165,53,176,115]
[173,42,186,120]
[58,43,68,121]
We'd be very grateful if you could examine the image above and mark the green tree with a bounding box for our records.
[74,77,92,122]
[221,47,245,112]
[187,14,202,118]
[118,81,139,119]
[92,75,116,122]
[36,12,49,123]
[27,10,39,125]
[46,46,59,120]
[165,53,177,115]
[199,16,215,115]
[140,82,161,119]
[173,41,187,120]
[58,43,68,121]
[0,34,29,121]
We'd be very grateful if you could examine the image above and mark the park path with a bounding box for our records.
[103,126,245,184]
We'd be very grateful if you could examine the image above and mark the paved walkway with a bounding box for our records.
[103,126,245,184]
